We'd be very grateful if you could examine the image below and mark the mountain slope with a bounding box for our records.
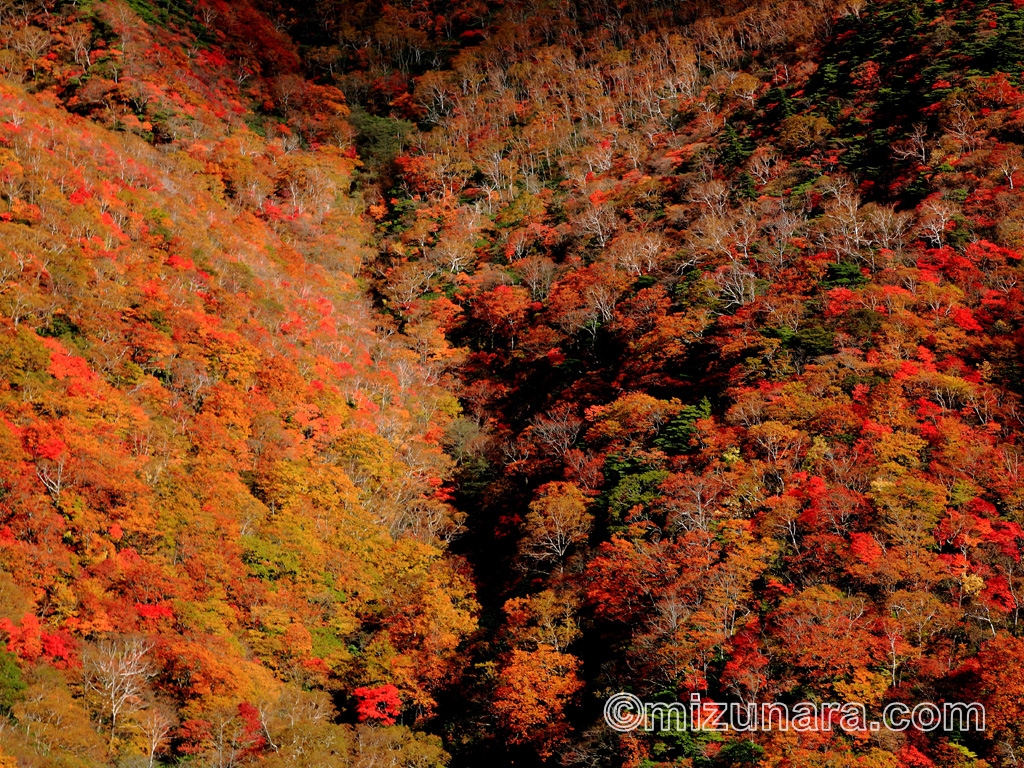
[6,1,1024,767]
[0,1,474,766]
[287,0,1024,766]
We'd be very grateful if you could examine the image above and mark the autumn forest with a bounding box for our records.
[2,0,1024,766]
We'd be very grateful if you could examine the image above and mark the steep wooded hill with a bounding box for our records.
[6,1,1024,768]
[282,1,1024,767]
[0,1,474,766]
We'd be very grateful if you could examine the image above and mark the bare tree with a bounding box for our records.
[761,199,806,271]
[198,3,218,28]
[892,123,929,165]
[917,199,959,247]
[609,231,665,275]
[515,255,557,300]
[865,203,914,255]
[35,453,68,504]
[817,176,869,259]
[748,149,779,186]
[521,482,593,563]
[429,233,475,273]
[83,636,155,740]
[688,177,731,217]
[713,261,759,308]
[999,145,1024,190]
[943,100,979,152]
[11,26,51,79]
[570,201,619,248]
[66,22,92,67]
[530,405,583,458]
[137,705,176,768]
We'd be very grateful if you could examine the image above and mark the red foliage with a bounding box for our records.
[353,684,402,725]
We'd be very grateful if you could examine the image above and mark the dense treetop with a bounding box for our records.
[4,0,1024,766]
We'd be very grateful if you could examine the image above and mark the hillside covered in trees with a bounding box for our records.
[3,0,1024,766]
